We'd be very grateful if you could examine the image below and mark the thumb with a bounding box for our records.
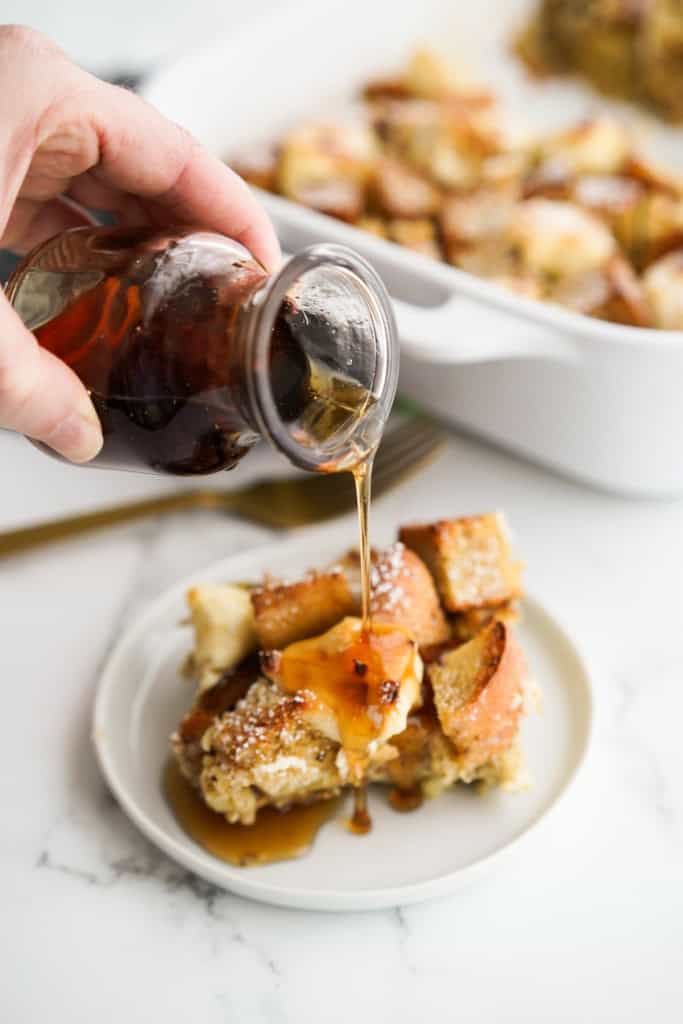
[0,292,103,462]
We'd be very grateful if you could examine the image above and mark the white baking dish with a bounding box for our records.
[142,0,683,496]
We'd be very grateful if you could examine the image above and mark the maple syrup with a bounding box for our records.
[166,447,423,862]
[274,617,417,758]
[164,759,340,867]
[353,458,373,630]
[388,786,423,813]
[348,784,373,835]
[7,226,399,477]
[350,457,374,830]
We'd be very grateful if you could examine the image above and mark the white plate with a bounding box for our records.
[93,529,593,911]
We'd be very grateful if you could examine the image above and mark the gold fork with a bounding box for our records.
[0,417,446,558]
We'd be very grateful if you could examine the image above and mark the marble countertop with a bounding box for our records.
[1,4,682,1018]
[1,427,682,1023]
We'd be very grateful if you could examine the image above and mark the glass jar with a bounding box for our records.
[6,226,398,475]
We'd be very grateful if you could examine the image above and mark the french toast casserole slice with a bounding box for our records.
[171,514,534,825]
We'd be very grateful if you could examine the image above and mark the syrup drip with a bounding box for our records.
[164,759,340,867]
[388,786,423,813]
[348,455,375,832]
[349,786,372,835]
[353,457,373,631]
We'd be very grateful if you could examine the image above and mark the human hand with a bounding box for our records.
[0,26,280,462]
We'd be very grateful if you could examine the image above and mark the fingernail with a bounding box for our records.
[47,405,103,463]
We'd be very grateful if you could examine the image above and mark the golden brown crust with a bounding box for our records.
[230,145,279,191]
[171,653,262,782]
[251,570,354,651]
[450,601,521,645]
[172,510,534,824]
[427,621,526,771]
[230,46,683,329]
[399,513,523,613]
[199,680,342,824]
[387,218,442,259]
[369,543,451,648]
[372,158,441,219]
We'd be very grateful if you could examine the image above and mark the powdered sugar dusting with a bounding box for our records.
[370,542,412,614]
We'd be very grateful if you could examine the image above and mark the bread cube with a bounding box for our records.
[505,199,617,278]
[399,513,523,612]
[403,48,492,105]
[643,249,683,328]
[277,121,376,221]
[372,159,441,218]
[251,570,354,650]
[230,145,279,191]
[440,188,516,248]
[427,620,526,771]
[370,543,451,647]
[451,602,521,645]
[387,218,442,259]
[187,583,258,692]
[534,116,630,176]
[356,216,389,238]
[550,256,650,326]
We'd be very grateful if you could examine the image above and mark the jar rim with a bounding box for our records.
[245,243,399,473]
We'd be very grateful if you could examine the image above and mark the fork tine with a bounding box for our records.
[373,422,446,483]
[228,416,447,528]
[375,417,424,458]
[378,421,445,463]
[375,418,443,465]
[373,440,445,495]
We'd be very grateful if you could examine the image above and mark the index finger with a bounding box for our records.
[86,78,281,270]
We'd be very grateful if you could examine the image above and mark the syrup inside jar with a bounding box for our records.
[6,227,398,478]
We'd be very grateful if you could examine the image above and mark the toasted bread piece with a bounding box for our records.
[330,543,451,649]
[370,543,451,647]
[615,191,683,271]
[440,188,516,249]
[400,513,523,613]
[372,158,441,218]
[403,48,494,105]
[187,583,258,692]
[533,116,630,177]
[276,121,375,221]
[230,145,279,191]
[196,680,343,824]
[522,158,574,201]
[549,256,650,326]
[387,218,442,259]
[251,570,354,650]
[643,249,683,328]
[427,620,526,772]
[505,199,617,278]
[451,601,521,644]
[172,667,527,824]
[172,653,261,781]
[368,682,527,795]
[572,173,644,222]
[356,215,388,238]
[292,179,365,222]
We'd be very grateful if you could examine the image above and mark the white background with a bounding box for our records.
[1,0,277,74]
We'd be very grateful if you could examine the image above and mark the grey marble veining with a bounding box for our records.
[2,433,683,1023]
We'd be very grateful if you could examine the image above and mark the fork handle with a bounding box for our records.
[0,489,234,559]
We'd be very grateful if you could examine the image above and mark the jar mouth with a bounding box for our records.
[246,243,399,473]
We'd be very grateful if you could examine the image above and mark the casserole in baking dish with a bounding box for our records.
[143,0,683,495]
